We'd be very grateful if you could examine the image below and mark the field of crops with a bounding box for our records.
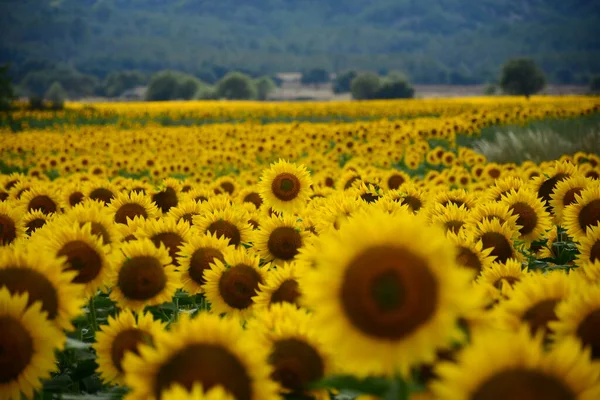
[1,96,600,400]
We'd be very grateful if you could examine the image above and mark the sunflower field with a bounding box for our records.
[1,96,600,400]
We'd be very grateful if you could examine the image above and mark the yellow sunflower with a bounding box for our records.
[483,175,525,202]
[252,262,303,309]
[384,169,411,190]
[247,303,336,399]
[166,199,205,226]
[500,188,552,243]
[61,181,86,209]
[431,328,600,400]
[564,184,600,240]
[577,224,600,266]
[302,207,474,377]
[203,247,267,320]
[84,179,119,205]
[177,232,230,295]
[385,183,428,214]
[123,312,279,400]
[465,200,520,233]
[0,247,84,332]
[446,231,495,278]
[151,178,183,214]
[62,199,121,246]
[529,160,578,212]
[550,175,592,224]
[161,383,234,400]
[136,217,191,267]
[429,203,471,235]
[23,210,56,236]
[258,159,313,214]
[0,201,26,246]
[0,287,65,400]
[252,215,307,266]
[106,191,160,225]
[193,208,253,248]
[94,310,166,385]
[238,187,264,210]
[214,176,238,196]
[471,218,521,265]
[109,239,179,312]
[479,259,530,298]
[19,185,64,215]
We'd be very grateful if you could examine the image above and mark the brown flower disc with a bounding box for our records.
[537,173,568,211]
[269,338,324,392]
[444,221,464,234]
[578,199,600,234]
[243,192,263,209]
[27,195,57,214]
[115,203,148,224]
[0,214,16,245]
[207,220,241,247]
[154,344,252,400]
[270,279,300,306]
[576,309,600,359]
[188,247,225,285]
[81,222,111,245]
[522,299,559,336]
[590,242,600,263]
[472,368,574,400]
[480,232,513,264]
[360,192,380,204]
[118,256,166,300]
[152,187,178,213]
[218,265,262,310]
[387,174,406,190]
[150,233,183,266]
[268,227,302,261]
[26,218,46,235]
[341,245,438,340]
[0,267,59,319]
[68,191,85,207]
[562,188,583,207]
[220,182,235,195]
[89,188,115,205]
[509,202,538,236]
[272,173,301,201]
[58,240,103,284]
[0,316,33,383]
[456,247,482,275]
[400,196,422,212]
[111,328,152,373]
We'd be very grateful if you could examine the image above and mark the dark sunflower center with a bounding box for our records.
[590,242,600,263]
[400,195,422,212]
[181,213,197,225]
[267,227,302,261]
[26,218,46,235]
[537,173,568,211]
[576,309,600,359]
[472,368,575,400]
[80,221,111,245]
[0,214,16,245]
[58,240,103,284]
[269,338,324,392]
[152,187,178,213]
[151,232,183,266]
[89,188,115,205]
[522,299,559,336]
[243,192,263,209]
[493,276,519,290]
[341,246,438,339]
[118,256,167,300]
[28,195,57,214]
[111,328,153,373]
[444,220,464,234]
[154,343,252,400]
[510,202,538,236]
[360,192,381,204]
[578,199,600,234]
[270,279,301,306]
[480,232,513,264]
[69,191,84,207]
[218,264,262,309]
[456,247,482,275]
[0,316,34,384]
[0,267,59,320]
[344,176,360,190]
[562,188,583,207]
[387,174,405,190]
[220,181,235,195]
[188,247,225,285]
[207,220,241,246]
[115,203,148,224]
[272,173,301,201]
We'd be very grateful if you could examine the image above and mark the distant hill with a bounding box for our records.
[1,0,599,84]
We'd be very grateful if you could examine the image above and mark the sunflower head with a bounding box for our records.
[258,160,312,214]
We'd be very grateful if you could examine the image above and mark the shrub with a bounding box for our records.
[499,58,546,97]
[350,72,381,100]
[104,71,146,97]
[145,70,205,101]
[590,75,600,95]
[45,81,67,109]
[0,64,15,110]
[375,77,414,99]
[216,72,257,100]
[333,70,357,94]
[254,76,276,100]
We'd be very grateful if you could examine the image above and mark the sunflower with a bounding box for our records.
[433,189,478,211]
[302,207,473,377]
[182,187,213,204]
[238,187,264,210]
[384,169,411,190]
[19,185,64,215]
[577,224,600,266]
[465,201,520,233]
[40,221,112,298]
[446,231,495,279]
[123,312,279,400]
[430,203,471,235]
[313,193,365,234]
[151,178,183,214]
[550,175,592,224]
[0,248,84,332]
[431,328,600,400]
[252,262,303,309]
[161,383,234,400]
[214,176,238,196]
[248,303,335,399]
[493,271,573,339]
[252,215,307,266]
[258,159,312,214]
[84,179,119,205]
[61,181,87,209]
[136,217,191,267]
[109,239,179,312]
[106,191,160,225]
[471,218,521,265]
[500,188,552,243]
[0,201,25,246]
[550,281,600,360]
[177,232,230,295]
[94,310,165,385]
[386,183,428,214]
[203,247,267,319]
[23,210,56,237]
[167,199,205,226]
[529,160,578,212]
[479,259,529,298]
[62,200,121,246]
[0,287,65,400]
[564,184,600,240]
[483,176,525,202]
[193,208,253,248]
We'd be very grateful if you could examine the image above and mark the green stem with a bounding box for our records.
[88,297,98,333]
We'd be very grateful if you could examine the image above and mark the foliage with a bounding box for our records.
[103,70,146,98]
[351,72,381,100]
[145,70,206,101]
[590,75,600,95]
[375,76,415,99]
[216,72,257,100]
[254,76,276,100]
[45,81,67,110]
[0,63,15,110]
[484,84,498,95]
[500,58,546,97]
[351,72,414,100]
[333,70,358,94]
[301,68,330,85]
[20,66,99,98]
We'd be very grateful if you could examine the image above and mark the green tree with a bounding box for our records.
[350,72,381,100]
[333,70,357,94]
[500,58,546,97]
[375,77,414,99]
[254,76,276,100]
[104,71,146,97]
[0,64,15,110]
[301,68,330,85]
[145,70,204,101]
[44,81,67,109]
[590,75,600,95]
[216,72,257,100]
